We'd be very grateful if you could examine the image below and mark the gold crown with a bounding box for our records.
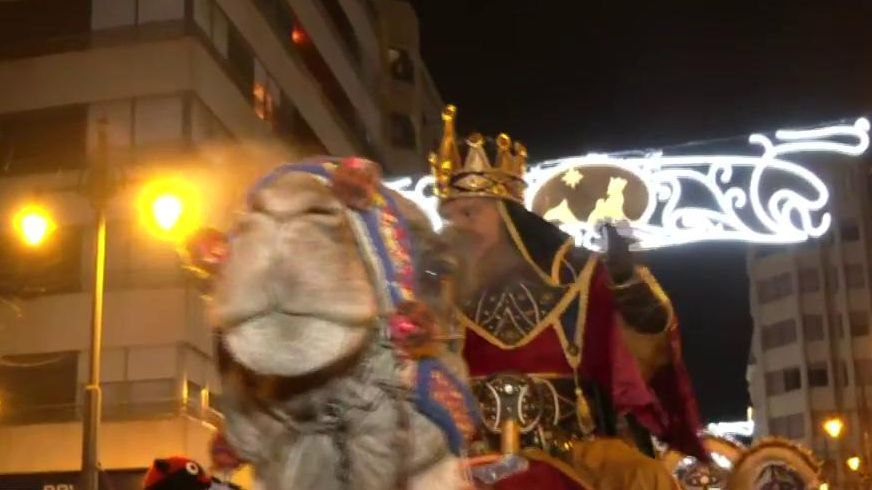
[428,105,527,203]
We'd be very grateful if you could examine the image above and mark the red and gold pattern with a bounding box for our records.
[379,210,415,301]
[460,254,707,489]
[430,369,478,441]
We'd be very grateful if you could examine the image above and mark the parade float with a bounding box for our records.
[181,110,870,489]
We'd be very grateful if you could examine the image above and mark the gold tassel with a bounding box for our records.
[575,385,596,434]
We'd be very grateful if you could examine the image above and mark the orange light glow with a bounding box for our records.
[12,204,56,247]
[822,417,845,439]
[291,26,306,44]
[138,176,202,242]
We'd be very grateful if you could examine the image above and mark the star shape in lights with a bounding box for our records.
[561,168,583,188]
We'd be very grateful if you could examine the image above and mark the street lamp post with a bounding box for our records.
[822,416,845,487]
[81,119,112,490]
[10,120,196,490]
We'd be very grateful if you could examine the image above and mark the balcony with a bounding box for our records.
[0,390,222,427]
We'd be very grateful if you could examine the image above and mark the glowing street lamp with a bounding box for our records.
[12,204,56,247]
[138,176,201,242]
[152,194,184,231]
[823,416,845,439]
[847,456,862,472]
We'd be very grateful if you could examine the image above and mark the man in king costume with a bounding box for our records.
[431,106,707,489]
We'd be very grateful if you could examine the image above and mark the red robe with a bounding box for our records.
[461,258,706,489]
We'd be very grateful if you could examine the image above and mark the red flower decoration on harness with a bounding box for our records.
[390,300,439,358]
[209,431,244,472]
[182,228,229,277]
[331,157,382,210]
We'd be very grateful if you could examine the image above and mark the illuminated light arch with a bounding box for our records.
[386,118,870,251]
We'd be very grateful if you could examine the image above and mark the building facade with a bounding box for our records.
[0,0,441,486]
[748,158,872,488]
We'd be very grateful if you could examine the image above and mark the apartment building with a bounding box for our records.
[748,157,872,488]
[0,1,441,487]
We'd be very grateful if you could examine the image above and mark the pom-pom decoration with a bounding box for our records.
[390,300,439,359]
[330,157,382,210]
[209,432,244,472]
[181,227,229,278]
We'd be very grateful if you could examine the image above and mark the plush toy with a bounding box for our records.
[143,456,241,490]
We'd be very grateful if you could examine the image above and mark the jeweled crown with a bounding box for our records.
[428,105,527,203]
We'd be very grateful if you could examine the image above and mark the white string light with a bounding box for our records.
[707,420,755,438]
[386,118,870,250]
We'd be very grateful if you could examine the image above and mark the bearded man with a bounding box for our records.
[430,105,707,489]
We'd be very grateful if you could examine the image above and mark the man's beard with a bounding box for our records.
[440,225,531,302]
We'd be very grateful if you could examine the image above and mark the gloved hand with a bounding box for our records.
[602,223,634,284]
[601,223,669,333]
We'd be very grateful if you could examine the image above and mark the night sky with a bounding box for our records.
[409,0,872,421]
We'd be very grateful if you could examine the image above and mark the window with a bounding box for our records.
[854,360,872,385]
[857,360,872,385]
[765,366,802,395]
[212,6,230,58]
[839,361,850,386]
[769,413,805,439]
[185,379,204,412]
[841,221,861,242]
[190,96,231,143]
[252,0,297,47]
[0,226,83,296]
[92,0,184,28]
[849,311,869,337]
[137,0,185,24]
[762,318,797,350]
[784,367,801,391]
[835,314,845,338]
[126,379,176,417]
[0,105,88,175]
[0,0,90,47]
[253,59,278,123]
[764,371,782,394]
[293,21,367,148]
[845,265,866,289]
[757,273,793,303]
[389,47,415,83]
[321,0,360,63]
[194,0,231,58]
[227,27,255,93]
[807,363,829,387]
[134,95,184,147]
[251,0,368,152]
[799,268,820,293]
[129,379,175,402]
[827,267,840,292]
[0,351,78,424]
[273,93,326,153]
[390,112,417,149]
[803,315,825,341]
